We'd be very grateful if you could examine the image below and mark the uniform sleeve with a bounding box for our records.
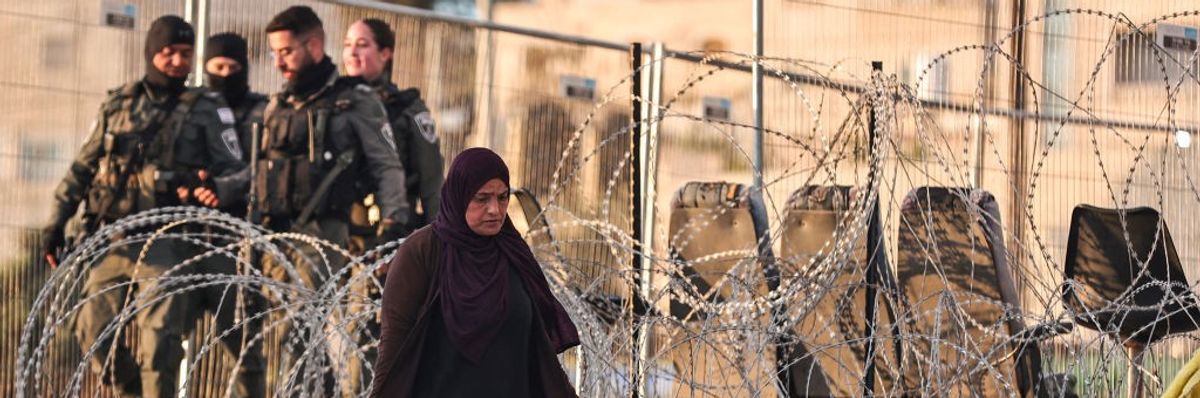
[403,100,444,222]
[45,106,107,231]
[348,90,410,224]
[195,95,250,209]
[390,112,410,178]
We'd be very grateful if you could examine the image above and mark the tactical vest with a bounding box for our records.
[85,83,205,222]
[255,85,359,219]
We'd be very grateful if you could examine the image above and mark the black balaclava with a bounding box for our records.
[204,32,250,106]
[143,15,195,96]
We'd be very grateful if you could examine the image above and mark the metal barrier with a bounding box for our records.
[4,0,1200,396]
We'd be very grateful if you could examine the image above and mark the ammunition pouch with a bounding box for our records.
[82,84,203,224]
[257,93,356,219]
[255,155,310,218]
[85,162,150,223]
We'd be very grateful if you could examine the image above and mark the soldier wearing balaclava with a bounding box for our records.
[205,32,268,174]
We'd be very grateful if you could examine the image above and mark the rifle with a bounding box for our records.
[247,122,261,225]
[236,122,263,354]
[293,149,356,229]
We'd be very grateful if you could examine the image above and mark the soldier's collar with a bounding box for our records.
[139,80,178,104]
[372,80,398,100]
[374,82,419,105]
[286,71,340,108]
[120,82,141,96]
[365,76,390,90]
[394,87,421,103]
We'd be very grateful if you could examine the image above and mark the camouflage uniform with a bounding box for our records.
[43,81,247,398]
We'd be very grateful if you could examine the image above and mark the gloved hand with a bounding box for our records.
[41,225,65,268]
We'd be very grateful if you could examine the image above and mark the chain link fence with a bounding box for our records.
[4,0,1200,396]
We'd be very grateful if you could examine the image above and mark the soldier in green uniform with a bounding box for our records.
[340,17,446,394]
[39,16,248,398]
[194,31,268,397]
[259,6,409,395]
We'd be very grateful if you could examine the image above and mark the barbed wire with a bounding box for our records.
[16,8,1200,397]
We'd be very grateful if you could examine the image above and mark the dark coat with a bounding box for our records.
[370,226,578,398]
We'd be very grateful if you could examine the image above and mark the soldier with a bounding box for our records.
[343,18,444,240]
[340,18,445,393]
[205,32,268,173]
[39,16,247,398]
[259,6,409,394]
[191,31,268,397]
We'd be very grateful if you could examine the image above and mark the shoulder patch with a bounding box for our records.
[380,121,397,151]
[217,107,236,125]
[413,111,437,143]
[220,128,243,161]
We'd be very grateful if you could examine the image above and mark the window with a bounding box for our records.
[1114,26,1199,85]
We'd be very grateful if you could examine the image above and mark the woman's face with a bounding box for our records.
[342,21,391,81]
[465,178,510,236]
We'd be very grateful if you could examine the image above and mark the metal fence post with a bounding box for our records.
[183,1,213,394]
[1007,0,1030,312]
[863,60,884,398]
[482,0,500,151]
[752,0,764,191]
[185,0,210,88]
[629,40,665,398]
[642,42,664,397]
[629,41,648,398]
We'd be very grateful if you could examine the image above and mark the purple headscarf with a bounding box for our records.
[432,147,580,363]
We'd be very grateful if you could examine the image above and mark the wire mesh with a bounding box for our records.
[5,0,1200,397]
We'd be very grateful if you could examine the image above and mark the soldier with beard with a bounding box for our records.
[258,6,409,395]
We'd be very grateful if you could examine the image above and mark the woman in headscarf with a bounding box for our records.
[370,148,580,398]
